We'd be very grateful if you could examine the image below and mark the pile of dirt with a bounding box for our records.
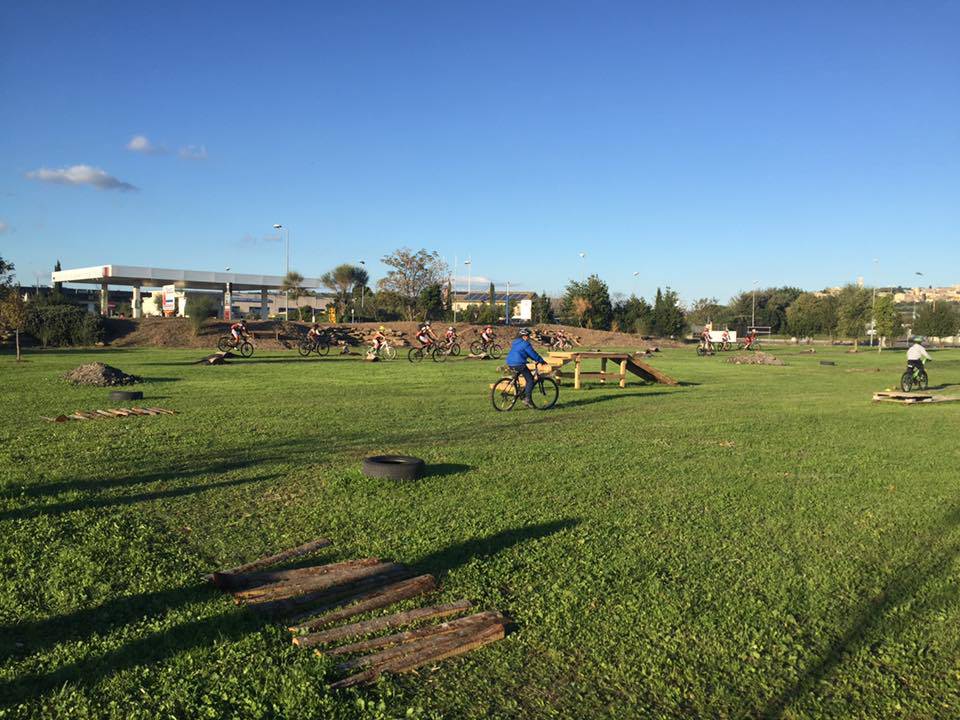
[727,352,784,366]
[64,362,142,386]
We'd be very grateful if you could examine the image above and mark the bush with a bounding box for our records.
[186,294,219,335]
[25,305,105,347]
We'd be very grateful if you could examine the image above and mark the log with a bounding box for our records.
[332,611,505,667]
[232,561,401,602]
[329,622,504,689]
[292,599,473,648]
[220,557,382,592]
[244,566,413,615]
[287,575,436,633]
[210,538,333,586]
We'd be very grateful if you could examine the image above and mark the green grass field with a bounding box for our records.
[1,344,959,719]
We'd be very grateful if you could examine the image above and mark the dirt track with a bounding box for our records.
[104,318,673,350]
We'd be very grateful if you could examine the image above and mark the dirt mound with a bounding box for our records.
[727,352,784,366]
[64,362,142,386]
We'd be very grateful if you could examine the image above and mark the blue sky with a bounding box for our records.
[1,0,958,304]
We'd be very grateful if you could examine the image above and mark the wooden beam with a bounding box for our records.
[209,538,333,586]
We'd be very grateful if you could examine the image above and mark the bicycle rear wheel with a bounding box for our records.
[408,348,423,363]
[432,347,447,363]
[696,345,706,356]
[900,371,913,392]
[298,340,314,357]
[240,342,254,358]
[489,343,503,359]
[491,378,519,411]
[450,343,461,357]
[217,336,231,353]
[381,345,397,361]
[529,376,559,410]
[470,340,484,355]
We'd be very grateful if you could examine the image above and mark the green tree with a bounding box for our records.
[914,303,960,346]
[836,284,873,349]
[872,294,902,350]
[729,286,803,333]
[0,287,28,361]
[786,292,839,338]
[281,271,306,319]
[0,256,14,288]
[561,275,612,329]
[186,294,219,336]
[321,263,368,321]
[418,283,445,320]
[686,297,731,328]
[377,248,448,321]
[51,259,64,302]
[530,292,555,324]
[650,287,687,338]
[612,295,653,334]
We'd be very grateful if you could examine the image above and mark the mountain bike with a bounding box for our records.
[297,337,331,357]
[470,339,503,358]
[491,367,559,411]
[900,359,929,392]
[217,335,254,357]
[408,344,444,363]
[696,343,714,357]
[368,341,397,360]
[551,337,573,351]
[438,338,461,357]
[737,338,761,351]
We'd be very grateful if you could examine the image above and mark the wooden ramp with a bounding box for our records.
[536,351,677,390]
[872,391,960,405]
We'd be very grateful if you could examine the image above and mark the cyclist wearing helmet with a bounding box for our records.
[481,324,495,345]
[371,325,387,353]
[906,336,931,375]
[445,325,457,343]
[506,328,546,408]
[306,323,323,343]
[230,319,248,343]
[416,320,437,349]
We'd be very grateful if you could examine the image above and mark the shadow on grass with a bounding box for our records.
[0,519,578,706]
[423,463,472,478]
[0,475,273,522]
[759,504,960,719]
[560,391,675,409]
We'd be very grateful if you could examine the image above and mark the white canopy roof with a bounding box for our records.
[52,264,324,291]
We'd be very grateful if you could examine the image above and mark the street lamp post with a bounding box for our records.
[273,223,289,319]
[579,252,586,281]
[464,258,472,296]
[870,258,878,348]
[632,271,640,298]
[359,260,366,310]
[751,280,759,329]
[913,271,924,324]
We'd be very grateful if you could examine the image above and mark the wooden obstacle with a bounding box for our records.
[872,391,960,405]
[41,407,177,422]
[536,351,677,390]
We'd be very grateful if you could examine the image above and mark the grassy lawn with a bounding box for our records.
[1,344,959,719]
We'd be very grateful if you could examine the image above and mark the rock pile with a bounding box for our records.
[64,362,142,386]
[727,352,784,366]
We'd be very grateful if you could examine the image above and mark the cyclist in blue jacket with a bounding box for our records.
[506,328,546,408]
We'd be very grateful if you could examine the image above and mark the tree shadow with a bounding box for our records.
[422,463,472,478]
[0,475,273,522]
[0,519,580,706]
[758,504,960,719]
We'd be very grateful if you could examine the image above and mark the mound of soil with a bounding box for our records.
[64,362,142,386]
[727,352,784,366]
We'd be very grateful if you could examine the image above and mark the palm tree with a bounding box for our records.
[321,264,368,321]
[282,271,305,320]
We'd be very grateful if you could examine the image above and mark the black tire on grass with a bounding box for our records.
[109,390,143,402]
[361,455,425,480]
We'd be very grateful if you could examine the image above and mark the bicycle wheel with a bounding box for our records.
[316,342,330,356]
[239,342,254,358]
[752,342,762,351]
[489,343,503,359]
[432,347,447,363]
[450,343,461,357]
[408,347,423,363]
[529,376,559,410]
[900,371,913,392]
[696,346,706,356]
[298,340,314,357]
[918,371,928,391]
[381,345,397,361]
[491,378,519,412]
[470,340,484,355]
[217,336,231,352]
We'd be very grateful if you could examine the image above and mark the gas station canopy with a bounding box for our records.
[51,264,324,291]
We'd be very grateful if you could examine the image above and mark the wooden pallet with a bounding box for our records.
[872,392,960,405]
[41,407,177,422]
[210,539,506,687]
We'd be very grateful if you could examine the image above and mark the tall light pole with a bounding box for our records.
[359,260,366,310]
[632,271,640,299]
[751,280,759,328]
[464,258,472,296]
[870,258,878,347]
[913,271,924,323]
[579,252,586,281]
[273,223,289,319]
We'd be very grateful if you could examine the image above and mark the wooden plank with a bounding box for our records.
[574,357,582,390]
[619,359,627,388]
[243,567,413,615]
[292,599,473,648]
[234,561,405,603]
[210,538,334,586]
[287,574,436,633]
[625,357,677,386]
[223,557,383,592]
[329,622,504,689]
[329,611,505,662]
[600,357,607,384]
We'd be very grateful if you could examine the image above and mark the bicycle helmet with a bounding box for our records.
[448,326,454,331]
[519,328,531,337]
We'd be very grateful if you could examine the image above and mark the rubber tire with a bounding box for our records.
[489,343,503,359]
[450,343,461,357]
[491,378,519,412]
[408,347,423,363]
[362,455,425,480]
[239,341,254,358]
[381,345,397,361]
[900,371,913,393]
[697,346,706,356]
[298,341,314,357]
[110,390,143,402]
[918,371,928,391]
[470,340,484,355]
[529,376,559,410]
[432,347,447,363]
[217,337,231,352]
[316,342,330,356]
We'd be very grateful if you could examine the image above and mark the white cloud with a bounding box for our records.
[126,135,166,155]
[0,220,8,234]
[26,165,138,192]
[178,144,208,160]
